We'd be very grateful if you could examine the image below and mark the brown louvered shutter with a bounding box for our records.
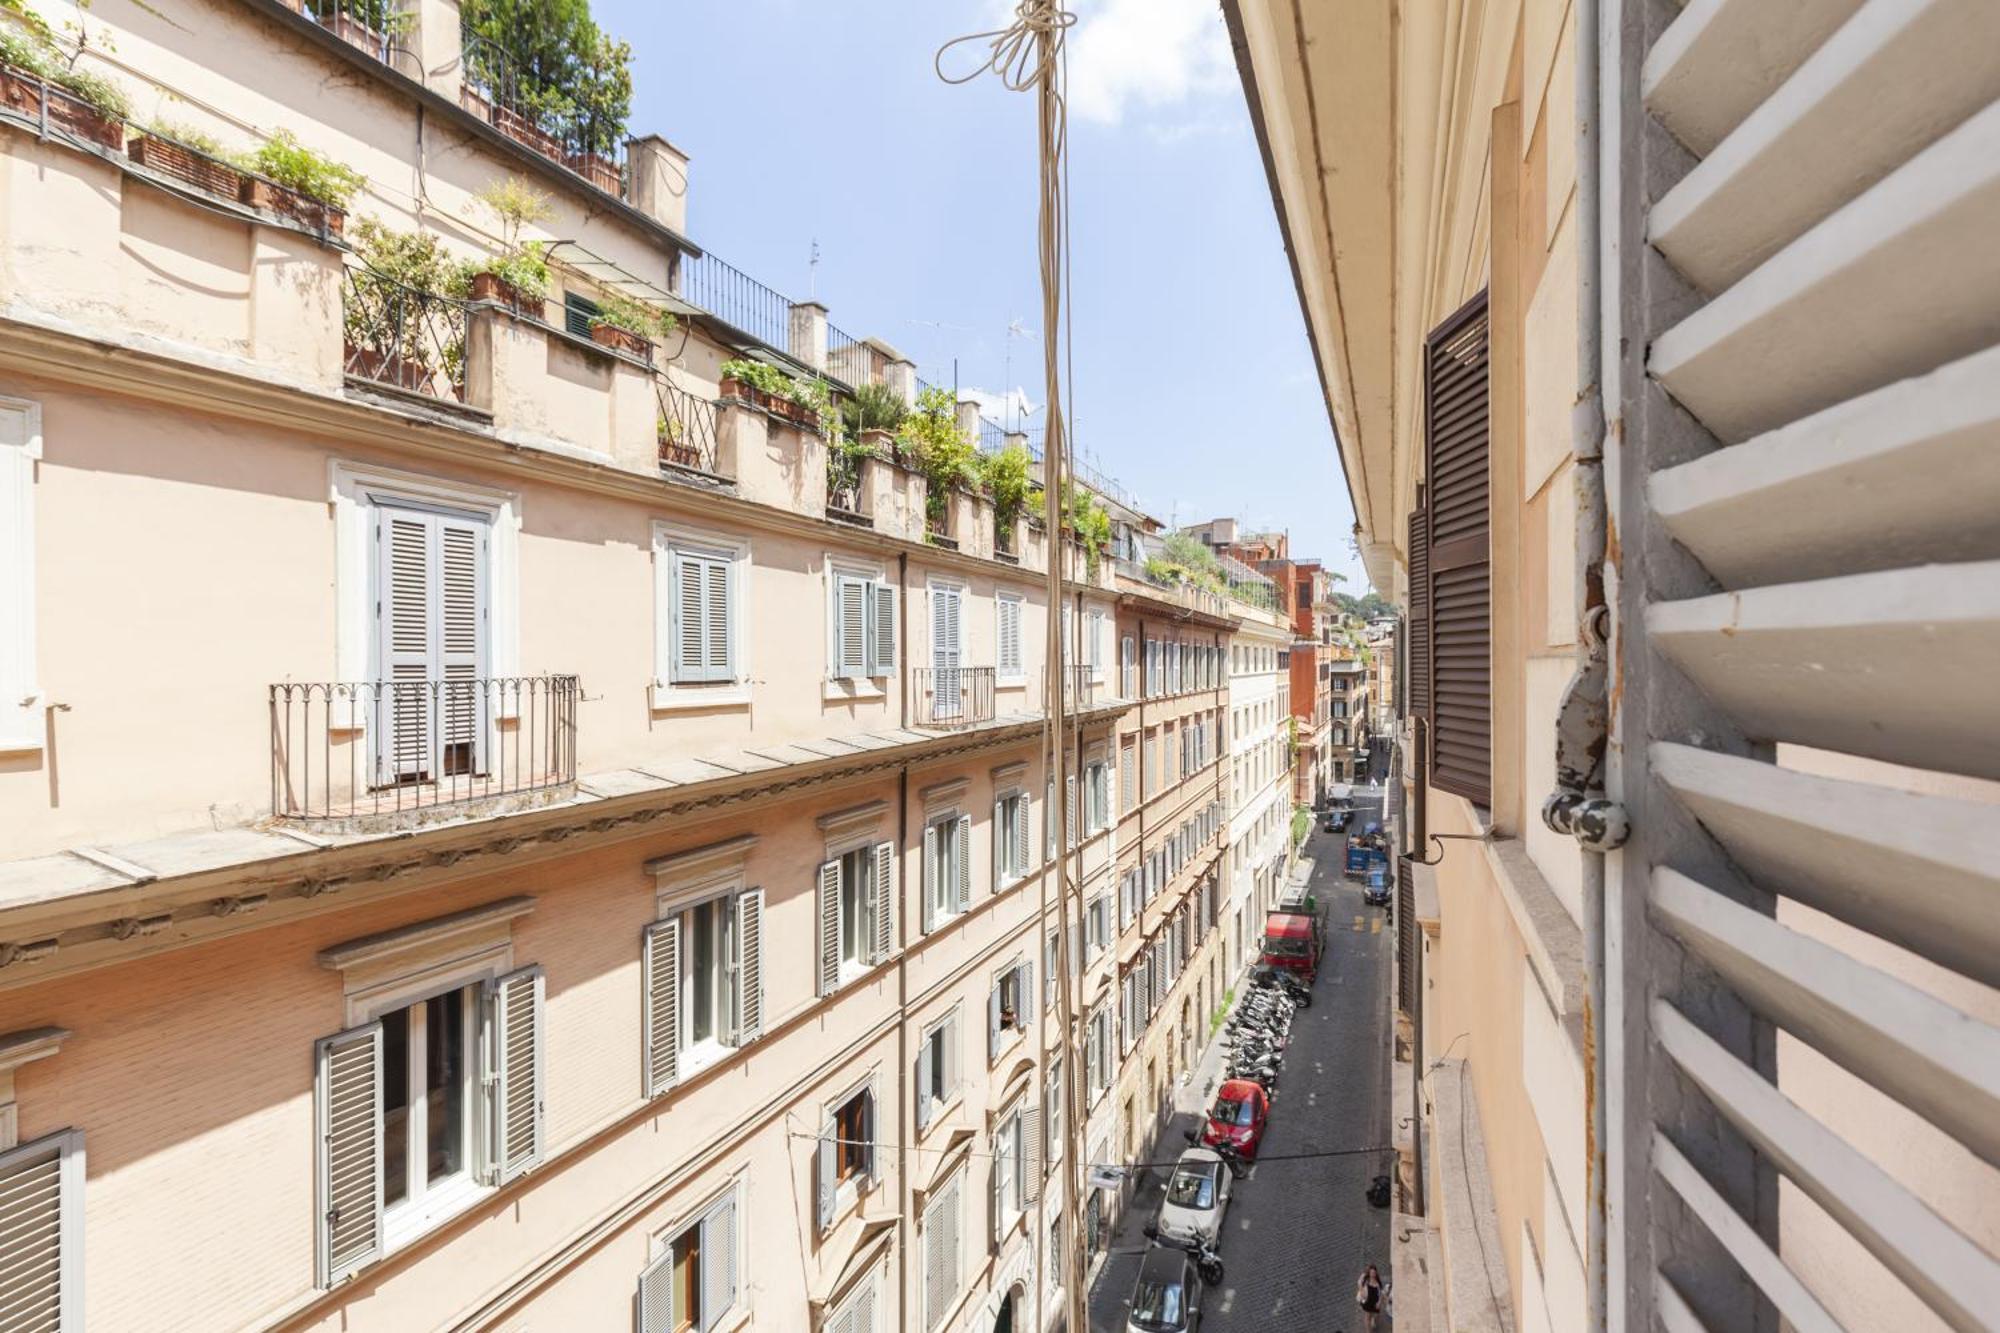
[1395,856,1415,1016]
[1423,292,1491,807]
[1406,485,1431,724]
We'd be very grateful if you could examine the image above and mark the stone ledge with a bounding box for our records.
[1430,1057,1517,1333]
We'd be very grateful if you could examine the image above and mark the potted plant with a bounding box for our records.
[128,122,244,197]
[975,442,1033,557]
[564,30,631,193]
[896,387,977,542]
[0,28,129,152]
[587,289,674,361]
[718,358,795,414]
[658,414,702,469]
[342,218,475,396]
[841,381,908,454]
[469,177,553,311]
[237,130,363,235]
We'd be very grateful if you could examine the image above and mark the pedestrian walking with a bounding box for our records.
[1356,1263,1387,1330]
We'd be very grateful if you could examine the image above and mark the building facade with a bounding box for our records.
[1227,0,2000,1331]
[0,3,1266,1330]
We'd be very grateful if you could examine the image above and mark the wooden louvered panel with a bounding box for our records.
[1408,498,1431,723]
[642,920,679,1095]
[0,1141,64,1331]
[817,860,842,997]
[673,553,706,678]
[870,842,894,962]
[702,558,730,676]
[737,889,764,1042]
[837,577,868,678]
[1395,857,1416,1015]
[315,1026,381,1287]
[1423,293,1491,807]
[492,968,542,1182]
[870,583,896,677]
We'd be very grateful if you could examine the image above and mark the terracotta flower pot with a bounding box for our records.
[568,149,621,194]
[129,135,244,198]
[589,322,652,360]
[0,67,123,151]
[471,270,540,315]
[240,176,345,236]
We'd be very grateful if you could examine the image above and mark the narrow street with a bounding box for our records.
[1088,792,1396,1332]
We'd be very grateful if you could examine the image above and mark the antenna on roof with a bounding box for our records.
[808,238,820,299]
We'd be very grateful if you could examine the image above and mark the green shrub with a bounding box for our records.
[483,240,551,299]
[591,288,676,340]
[145,120,225,157]
[974,443,1034,523]
[243,130,364,207]
[841,381,908,437]
[718,358,796,398]
[896,387,977,526]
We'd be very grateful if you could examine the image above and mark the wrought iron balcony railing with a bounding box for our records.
[342,268,470,402]
[911,667,996,729]
[458,30,626,194]
[270,676,577,826]
[656,375,722,477]
[298,0,421,79]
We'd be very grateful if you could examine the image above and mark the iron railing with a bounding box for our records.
[270,676,577,825]
[300,0,421,78]
[458,30,626,194]
[995,514,1018,559]
[677,250,792,350]
[826,324,878,387]
[656,375,723,476]
[911,666,995,729]
[342,267,470,401]
[1061,664,1100,710]
[978,415,1008,454]
[826,450,866,519]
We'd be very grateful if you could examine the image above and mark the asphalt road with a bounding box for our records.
[1087,794,1395,1332]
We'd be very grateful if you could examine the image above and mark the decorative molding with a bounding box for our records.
[814,799,888,833]
[0,1025,67,1152]
[644,833,758,885]
[920,776,971,809]
[318,895,536,972]
[989,760,1028,786]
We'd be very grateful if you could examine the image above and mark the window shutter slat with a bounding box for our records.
[916,1038,935,1131]
[836,576,868,679]
[921,823,938,934]
[1021,1104,1043,1202]
[315,1023,382,1288]
[636,1246,675,1333]
[1408,490,1431,722]
[1423,294,1491,806]
[489,966,545,1183]
[871,841,895,962]
[736,889,765,1043]
[955,813,972,912]
[701,1189,737,1330]
[870,583,897,677]
[1009,798,1028,878]
[817,860,842,997]
[671,549,704,683]
[0,1132,80,1329]
[643,920,680,1096]
[705,557,733,680]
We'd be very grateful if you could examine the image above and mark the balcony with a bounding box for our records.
[911,667,996,729]
[270,676,578,830]
[458,30,626,195]
[342,268,470,403]
[1060,664,1103,711]
[656,375,723,478]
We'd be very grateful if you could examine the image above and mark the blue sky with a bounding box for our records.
[595,0,1369,593]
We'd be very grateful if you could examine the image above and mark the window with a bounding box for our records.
[817,842,893,994]
[1085,893,1110,961]
[563,290,601,338]
[371,502,492,785]
[1087,608,1107,681]
[1120,738,1138,814]
[930,582,965,718]
[829,570,896,681]
[826,1268,881,1333]
[1045,1060,1065,1163]
[916,1008,961,1130]
[1121,634,1137,697]
[637,1186,739,1333]
[923,813,972,931]
[655,527,748,702]
[922,1171,965,1331]
[989,958,1032,1061]
[1085,1004,1112,1099]
[315,964,543,1286]
[815,1084,877,1230]
[994,792,1030,886]
[1084,760,1109,832]
[996,592,1025,683]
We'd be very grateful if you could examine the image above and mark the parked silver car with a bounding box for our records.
[1156,1147,1233,1247]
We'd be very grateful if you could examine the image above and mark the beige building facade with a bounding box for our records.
[1228,1,2000,1331]
[0,3,1266,1330]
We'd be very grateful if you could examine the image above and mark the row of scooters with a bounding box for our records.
[1222,965,1311,1090]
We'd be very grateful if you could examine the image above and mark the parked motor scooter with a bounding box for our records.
[1144,1222,1225,1285]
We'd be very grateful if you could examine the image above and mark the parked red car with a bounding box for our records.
[1199,1078,1271,1160]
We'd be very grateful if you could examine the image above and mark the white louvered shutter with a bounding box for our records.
[870,841,894,962]
[735,889,764,1043]
[1046,1062,1064,1161]
[642,919,680,1096]
[314,1024,382,1288]
[669,548,702,682]
[916,1037,935,1131]
[997,596,1022,679]
[988,978,1003,1064]
[1121,741,1137,814]
[921,821,939,934]
[924,1174,962,1331]
[671,549,734,683]
[375,507,432,782]
[954,813,972,912]
[868,583,896,678]
[1021,1104,1043,1203]
[1065,776,1077,848]
[931,585,962,716]
[834,575,868,680]
[991,799,1006,890]
[817,860,842,997]
[0,1130,80,1329]
[816,1116,837,1233]
[944,1010,961,1098]
[1009,797,1028,878]
[703,555,732,682]
[701,1189,737,1331]
[436,515,487,770]
[488,966,545,1184]
[636,1246,675,1333]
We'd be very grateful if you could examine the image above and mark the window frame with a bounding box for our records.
[0,396,43,753]
[995,590,1027,685]
[653,521,752,708]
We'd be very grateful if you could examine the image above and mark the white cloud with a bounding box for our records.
[1064,0,1236,127]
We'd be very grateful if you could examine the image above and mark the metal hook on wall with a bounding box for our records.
[1401,833,1486,867]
